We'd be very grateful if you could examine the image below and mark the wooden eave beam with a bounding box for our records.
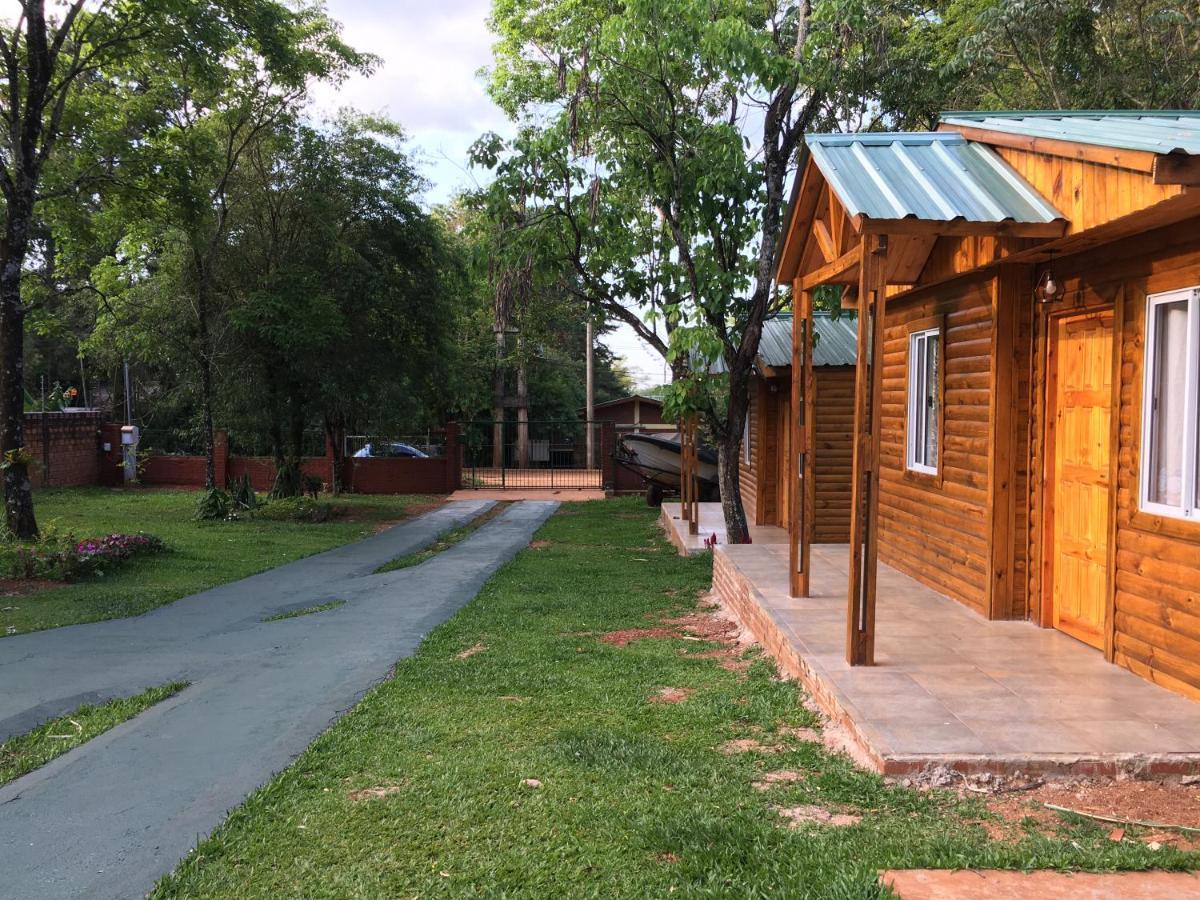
[937,122,1158,174]
[775,163,827,282]
[800,245,860,290]
[1153,153,1200,186]
[855,214,1067,239]
[813,219,837,263]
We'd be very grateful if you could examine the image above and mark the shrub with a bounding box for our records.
[231,473,257,511]
[254,496,337,524]
[194,488,232,521]
[0,524,165,581]
[73,533,166,575]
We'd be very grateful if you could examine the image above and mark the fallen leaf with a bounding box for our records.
[1108,827,1125,842]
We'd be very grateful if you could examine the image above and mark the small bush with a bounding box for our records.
[194,488,232,521]
[253,497,337,524]
[231,473,257,511]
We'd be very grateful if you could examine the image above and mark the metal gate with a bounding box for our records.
[460,420,604,489]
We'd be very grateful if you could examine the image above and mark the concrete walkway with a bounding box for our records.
[0,499,557,900]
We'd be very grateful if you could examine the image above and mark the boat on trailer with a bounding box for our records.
[617,432,719,504]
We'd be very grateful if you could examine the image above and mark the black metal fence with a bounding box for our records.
[460,420,603,489]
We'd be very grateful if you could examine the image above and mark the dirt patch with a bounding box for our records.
[966,779,1200,849]
[648,687,693,704]
[719,738,784,755]
[455,642,487,660]
[599,627,678,647]
[0,577,64,597]
[601,593,757,678]
[776,805,862,828]
[653,852,681,864]
[528,540,554,550]
[753,770,807,790]
[498,695,528,703]
[348,784,404,802]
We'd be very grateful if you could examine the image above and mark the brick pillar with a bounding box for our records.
[601,420,616,495]
[445,422,461,492]
[99,423,124,486]
[324,432,337,489]
[214,430,229,488]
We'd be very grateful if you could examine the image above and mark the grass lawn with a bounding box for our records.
[1,488,439,636]
[151,500,1196,898]
[1,682,187,786]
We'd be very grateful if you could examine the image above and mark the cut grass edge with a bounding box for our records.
[374,501,511,573]
[0,681,188,786]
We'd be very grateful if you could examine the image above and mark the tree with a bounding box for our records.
[0,0,361,533]
[484,0,900,542]
[863,1,1200,126]
[227,114,462,494]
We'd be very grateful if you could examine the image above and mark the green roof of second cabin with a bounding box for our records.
[939,110,1200,156]
[757,312,857,369]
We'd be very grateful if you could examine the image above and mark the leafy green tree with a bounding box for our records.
[0,0,361,532]
[484,0,897,542]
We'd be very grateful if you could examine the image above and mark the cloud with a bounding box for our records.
[310,0,510,135]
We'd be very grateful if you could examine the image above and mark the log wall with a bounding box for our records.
[877,275,996,615]
[813,366,854,543]
[739,379,762,525]
[1030,217,1200,699]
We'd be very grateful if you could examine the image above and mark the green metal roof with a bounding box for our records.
[805,132,1064,226]
[939,110,1200,156]
[757,312,857,369]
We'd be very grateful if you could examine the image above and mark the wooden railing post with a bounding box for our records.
[846,234,888,665]
[791,285,817,597]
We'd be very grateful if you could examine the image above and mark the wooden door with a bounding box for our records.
[777,394,791,529]
[1045,311,1114,649]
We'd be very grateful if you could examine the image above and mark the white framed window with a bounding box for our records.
[1140,286,1200,520]
[906,327,941,475]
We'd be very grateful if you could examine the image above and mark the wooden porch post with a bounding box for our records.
[690,417,700,534]
[790,284,816,597]
[680,418,691,524]
[846,234,889,665]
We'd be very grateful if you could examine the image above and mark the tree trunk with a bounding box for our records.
[324,412,345,495]
[491,328,505,468]
[0,200,38,538]
[194,268,218,489]
[515,334,529,468]
[716,440,749,544]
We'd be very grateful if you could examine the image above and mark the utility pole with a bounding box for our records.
[585,314,595,468]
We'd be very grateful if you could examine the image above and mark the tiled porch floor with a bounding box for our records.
[715,541,1200,777]
[659,502,789,555]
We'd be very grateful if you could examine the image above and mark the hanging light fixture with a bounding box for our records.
[1035,255,1061,304]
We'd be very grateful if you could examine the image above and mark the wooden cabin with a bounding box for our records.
[775,111,1200,699]
[739,313,856,542]
[585,394,666,432]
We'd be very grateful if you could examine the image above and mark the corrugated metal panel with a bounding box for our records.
[755,313,857,368]
[940,111,1200,157]
[806,132,1064,225]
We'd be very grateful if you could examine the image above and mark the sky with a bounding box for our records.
[307,0,669,390]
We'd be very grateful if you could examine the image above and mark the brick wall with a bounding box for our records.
[25,410,102,487]
[44,419,463,495]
